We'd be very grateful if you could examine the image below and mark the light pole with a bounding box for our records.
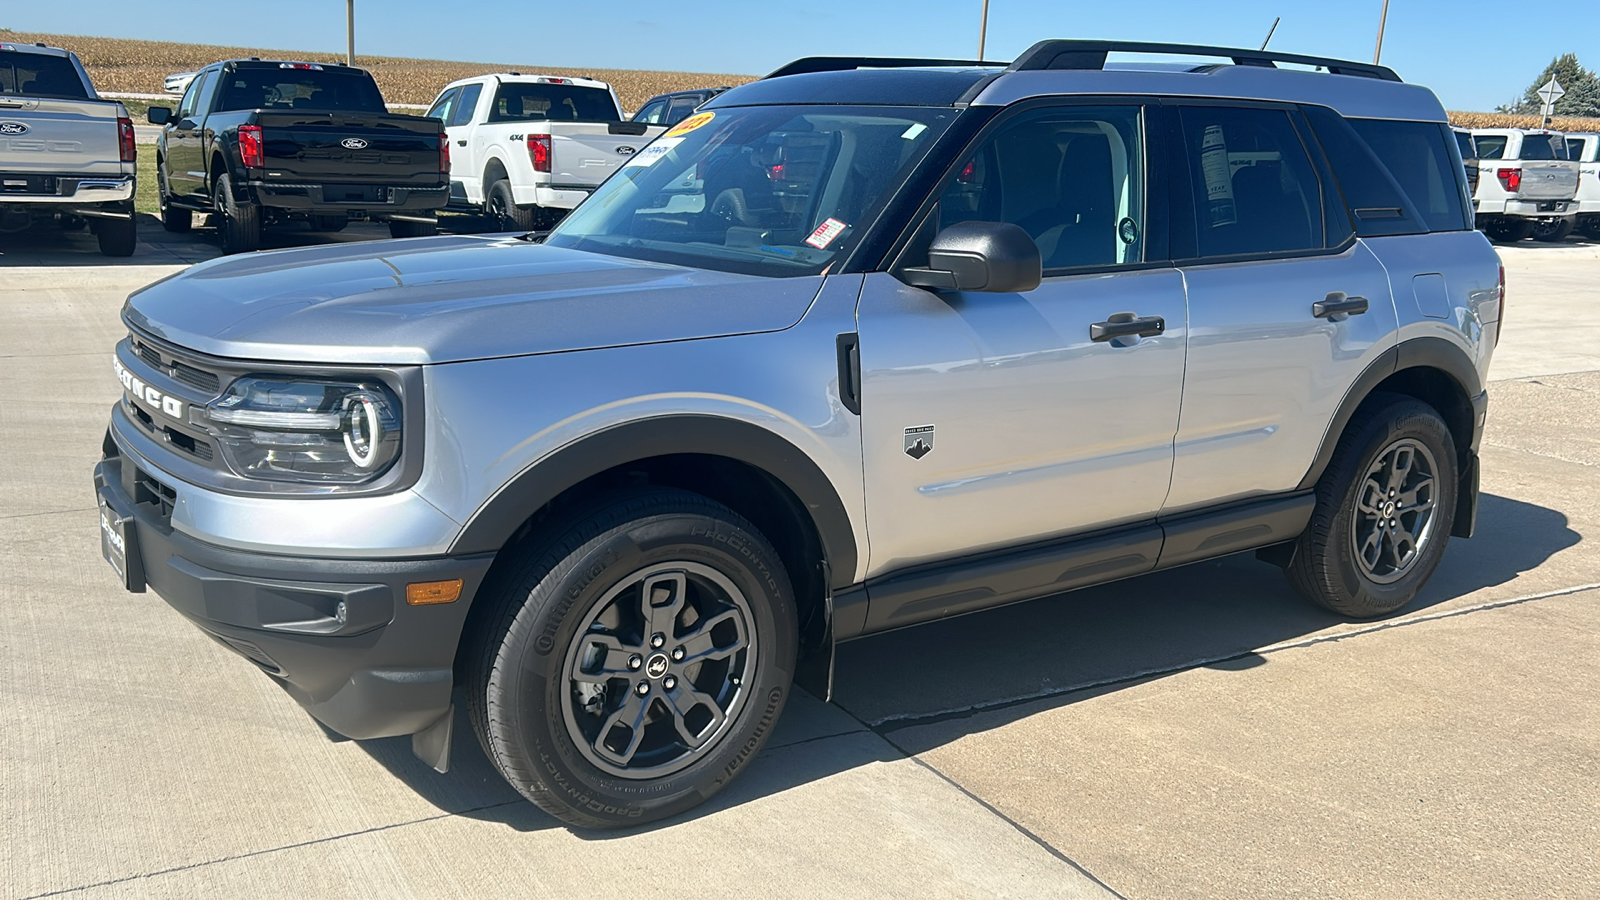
[972,0,985,58]
[346,0,355,66]
[1373,0,1390,64]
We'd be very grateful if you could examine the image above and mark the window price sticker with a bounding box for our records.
[805,217,849,249]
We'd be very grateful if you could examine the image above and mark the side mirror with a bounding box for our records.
[147,106,173,126]
[901,221,1042,293]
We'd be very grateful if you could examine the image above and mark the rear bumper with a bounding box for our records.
[515,183,594,210]
[93,451,496,740]
[0,173,134,204]
[245,181,449,214]
[1475,198,1575,217]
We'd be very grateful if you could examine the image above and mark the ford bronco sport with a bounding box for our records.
[95,41,1500,829]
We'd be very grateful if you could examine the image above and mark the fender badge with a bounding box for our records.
[904,424,934,460]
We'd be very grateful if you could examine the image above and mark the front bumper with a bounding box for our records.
[244,181,449,214]
[0,173,134,204]
[94,450,495,740]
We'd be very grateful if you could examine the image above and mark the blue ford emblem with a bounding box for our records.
[0,122,28,136]
[341,137,369,150]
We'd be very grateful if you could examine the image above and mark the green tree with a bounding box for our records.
[1498,54,1600,117]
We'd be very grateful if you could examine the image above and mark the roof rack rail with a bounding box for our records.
[765,57,998,80]
[1008,40,1401,82]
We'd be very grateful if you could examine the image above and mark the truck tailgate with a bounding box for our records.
[549,124,665,187]
[256,112,441,185]
[0,98,123,175]
[1514,161,1580,200]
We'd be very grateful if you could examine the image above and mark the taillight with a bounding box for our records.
[238,125,264,168]
[116,116,136,163]
[439,135,450,174]
[1497,167,1522,193]
[527,134,551,173]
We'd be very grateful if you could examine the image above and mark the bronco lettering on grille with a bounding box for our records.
[114,356,185,420]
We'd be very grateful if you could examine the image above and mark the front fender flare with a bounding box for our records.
[447,415,859,590]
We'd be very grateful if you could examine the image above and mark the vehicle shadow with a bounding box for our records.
[352,491,1578,832]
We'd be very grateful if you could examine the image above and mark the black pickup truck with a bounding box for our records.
[148,60,448,252]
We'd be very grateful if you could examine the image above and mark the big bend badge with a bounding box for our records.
[903,424,934,460]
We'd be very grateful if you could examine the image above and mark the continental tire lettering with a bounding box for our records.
[535,551,617,654]
[714,686,784,787]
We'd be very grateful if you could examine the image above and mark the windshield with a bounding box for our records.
[0,53,89,100]
[219,65,386,113]
[546,105,958,277]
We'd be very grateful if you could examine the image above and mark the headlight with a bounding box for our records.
[198,377,402,483]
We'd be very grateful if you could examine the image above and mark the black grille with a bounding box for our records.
[125,399,215,463]
[131,338,222,395]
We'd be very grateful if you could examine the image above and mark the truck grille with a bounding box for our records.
[132,338,222,395]
[125,398,216,463]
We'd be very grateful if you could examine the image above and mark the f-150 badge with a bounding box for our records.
[904,424,934,460]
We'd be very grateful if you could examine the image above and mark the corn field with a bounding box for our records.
[1449,112,1600,132]
[2,30,757,110]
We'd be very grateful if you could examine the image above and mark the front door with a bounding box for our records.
[857,103,1187,579]
[164,69,210,199]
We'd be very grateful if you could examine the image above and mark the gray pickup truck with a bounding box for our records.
[0,41,137,256]
[97,40,1499,830]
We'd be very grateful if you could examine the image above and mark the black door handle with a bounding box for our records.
[457,139,467,146]
[1313,293,1369,318]
[1090,314,1165,342]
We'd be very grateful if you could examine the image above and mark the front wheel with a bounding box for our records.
[1286,395,1458,618]
[465,489,798,829]
[157,163,191,233]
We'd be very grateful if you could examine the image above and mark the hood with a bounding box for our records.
[124,235,824,365]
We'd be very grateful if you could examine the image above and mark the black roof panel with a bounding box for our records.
[703,68,994,109]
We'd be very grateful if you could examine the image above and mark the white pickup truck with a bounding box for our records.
[0,41,138,256]
[1566,132,1599,239]
[1469,128,1581,242]
[426,73,665,229]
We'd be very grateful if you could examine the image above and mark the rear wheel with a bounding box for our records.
[1582,217,1600,239]
[95,210,137,257]
[465,489,797,829]
[1286,395,1458,618]
[157,163,191,233]
[212,173,261,254]
[388,219,437,238]
[1531,218,1575,243]
[1486,218,1535,243]
[486,178,539,231]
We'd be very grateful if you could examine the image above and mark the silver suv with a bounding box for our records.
[95,41,1501,828]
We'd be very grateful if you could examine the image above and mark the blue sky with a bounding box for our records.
[5,1,1590,110]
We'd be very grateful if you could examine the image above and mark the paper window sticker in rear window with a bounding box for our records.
[902,122,928,140]
[1199,125,1238,227]
[665,111,715,138]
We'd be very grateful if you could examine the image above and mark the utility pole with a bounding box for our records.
[346,0,355,66]
[972,0,985,59]
[1373,0,1390,64]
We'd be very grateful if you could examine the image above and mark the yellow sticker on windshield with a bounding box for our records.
[664,111,716,137]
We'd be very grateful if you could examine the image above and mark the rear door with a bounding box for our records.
[1163,102,1397,513]
[858,102,1187,589]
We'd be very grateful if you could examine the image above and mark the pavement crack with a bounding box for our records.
[21,800,524,899]
[1,507,95,521]
[868,581,1600,733]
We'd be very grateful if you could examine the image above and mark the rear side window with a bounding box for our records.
[1475,135,1507,160]
[488,84,619,123]
[0,53,90,100]
[665,95,702,125]
[451,83,482,127]
[1176,106,1325,259]
[1350,120,1472,232]
[1303,106,1422,237]
[219,66,386,113]
[1570,137,1589,161]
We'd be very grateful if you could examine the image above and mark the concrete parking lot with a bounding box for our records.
[2,223,1597,899]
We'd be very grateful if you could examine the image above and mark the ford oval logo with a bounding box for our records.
[340,137,369,150]
[0,122,28,136]
[615,146,637,156]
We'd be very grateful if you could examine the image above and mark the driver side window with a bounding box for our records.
[939,105,1147,270]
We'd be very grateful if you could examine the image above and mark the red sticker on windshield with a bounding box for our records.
[805,218,848,249]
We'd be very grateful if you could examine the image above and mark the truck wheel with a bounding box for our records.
[389,219,437,238]
[486,179,538,231]
[1532,218,1575,243]
[95,212,138,258]
[157,164,191,233]
[1487,219,1534,243]
[1286,394,1458,619]
[213,173,262,254]
[465,488,798,829]
[1582,217,1600,240]
[309,214,348,233]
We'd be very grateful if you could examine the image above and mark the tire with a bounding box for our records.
[157,163,191,233]
[1582,217,1600,240]
[1487,218,1535,243]
[1286,394,1458,618]
[388,219,437,238]
[212,173,261,254]
[1531,218,1575,243]
[95,212,137,257]
[465,488,798,829]
[309,214,348,233]
[485,178,539,231]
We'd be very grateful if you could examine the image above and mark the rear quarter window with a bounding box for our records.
[1349,119,1472,233]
